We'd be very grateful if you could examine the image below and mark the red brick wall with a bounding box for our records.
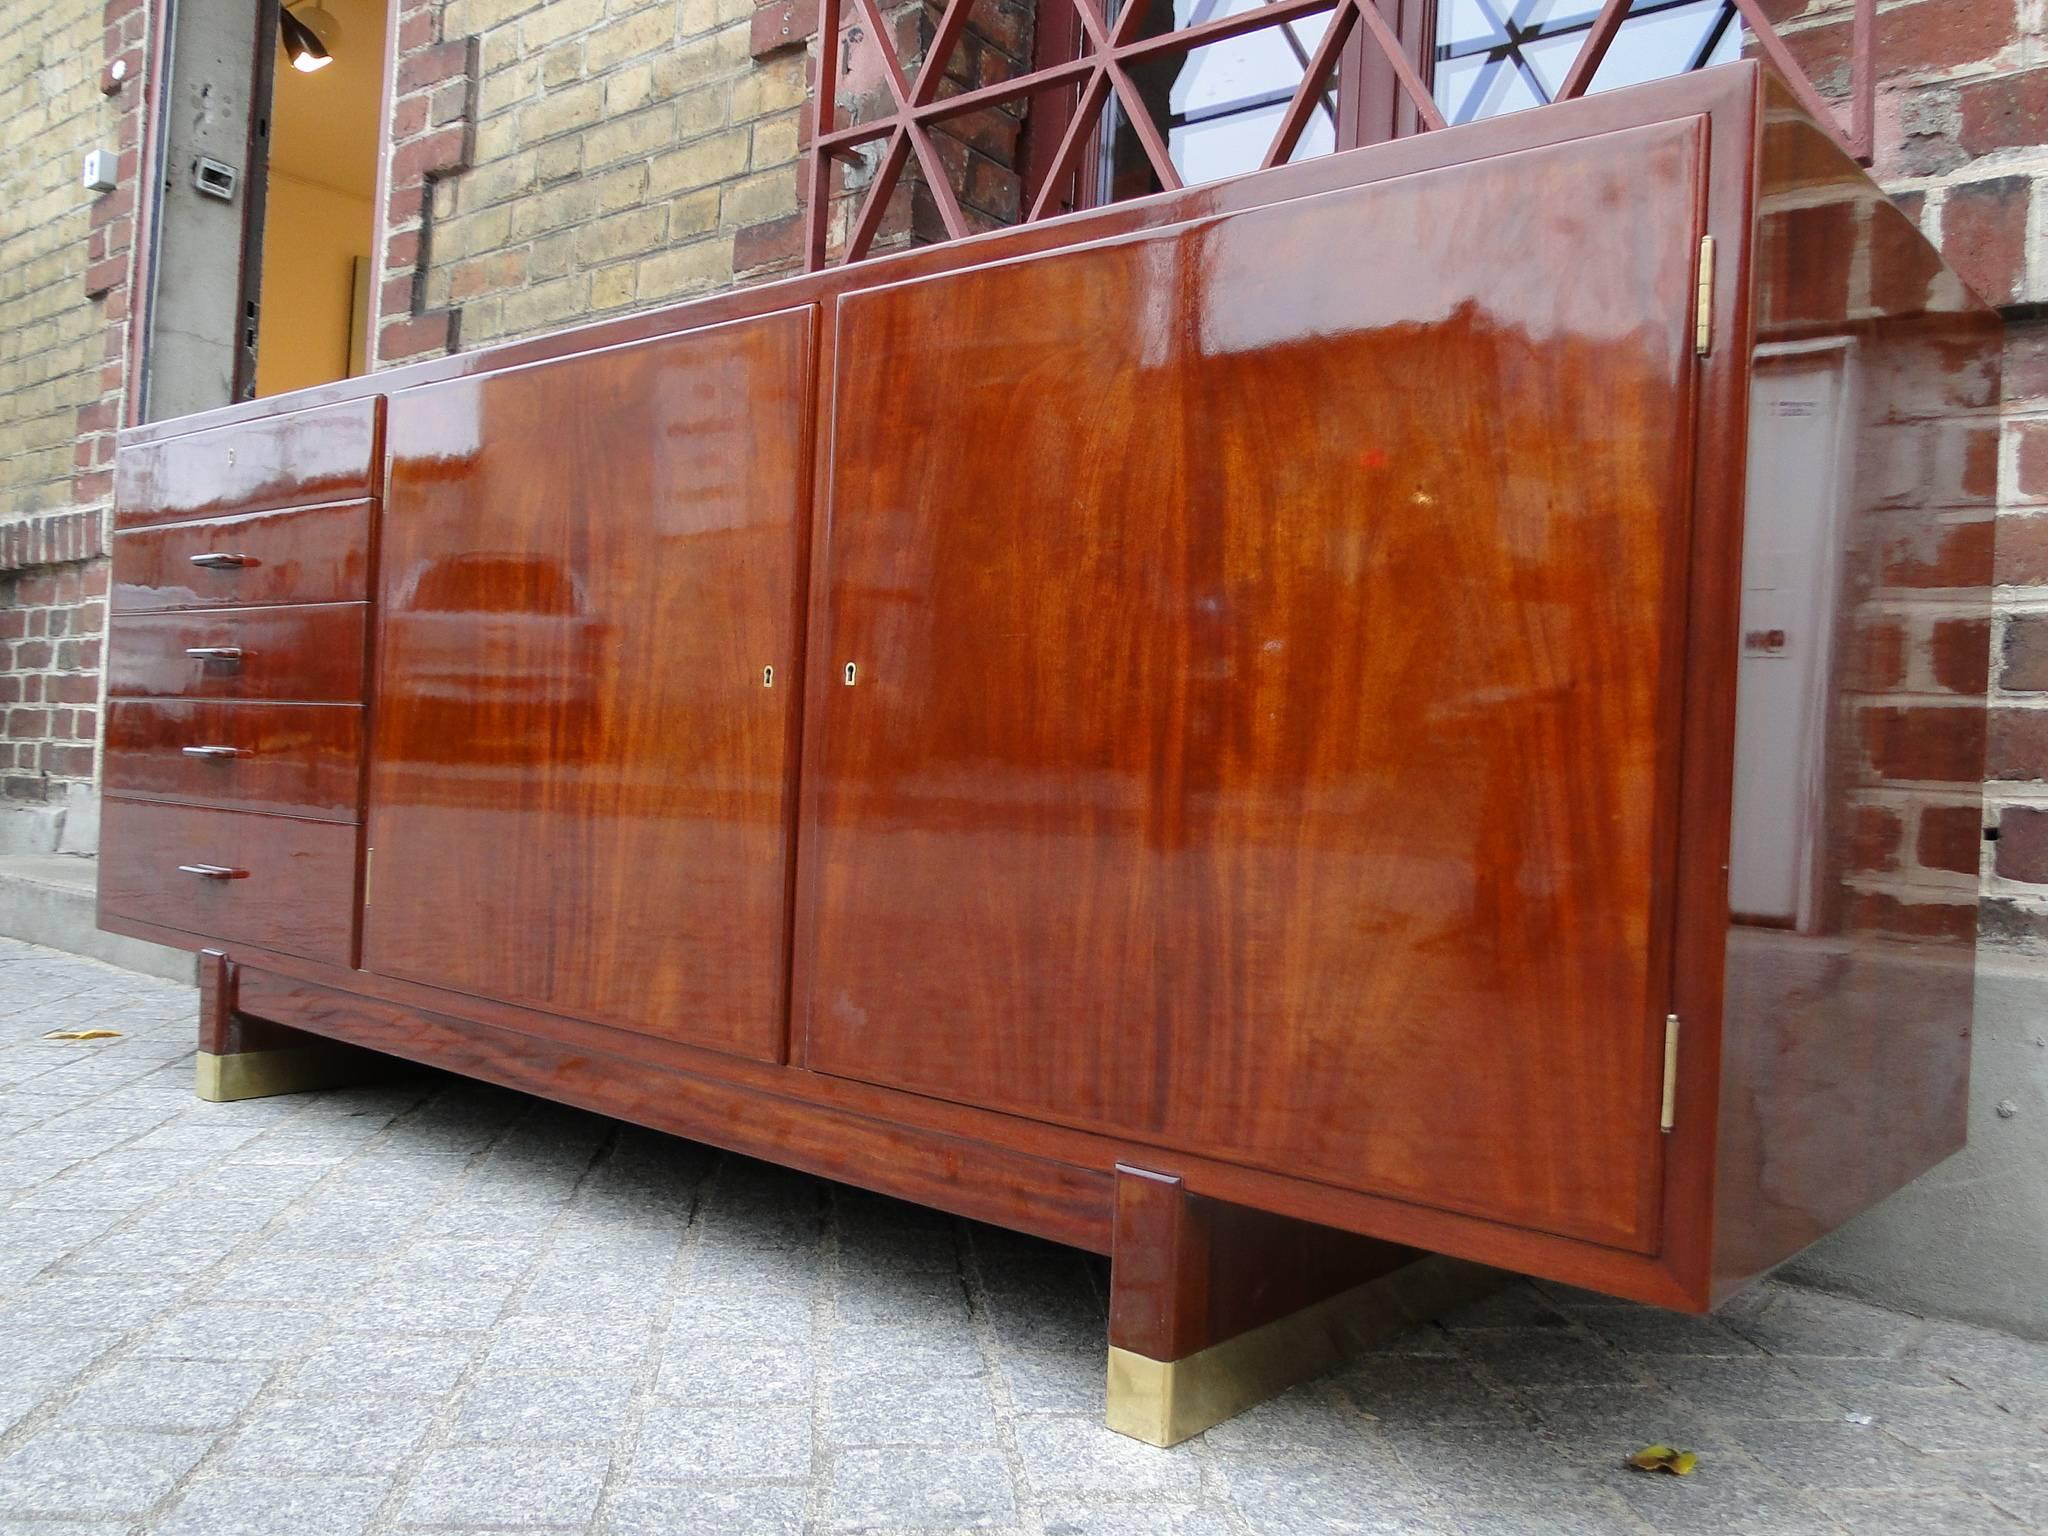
[737,0,1037,273]
[4,0,2045,905]
[0,0,146,812]
[0,563,106,803]
[1773,0,2048,952]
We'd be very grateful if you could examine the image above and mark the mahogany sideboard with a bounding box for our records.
[102,63,1999,1442]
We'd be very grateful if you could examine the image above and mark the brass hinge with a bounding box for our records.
[363,847,374,907]
[1660,1013,1681,1133]
[1694,236,1715,357]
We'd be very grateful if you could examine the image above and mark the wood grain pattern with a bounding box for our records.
[362,311,814,1063]
[106,604,368,703]
[111,501,373,612]
[103,700,364,821]
[99,896,1700,1304]
[798,122,1706,1253]
[97,799,359,965]
[196,947,320,1056]
[197,949,233,1054]
[1109,1165,1414,1360]
[114,398,380,529]
[232,966,1116,1251]
[100,69,1993,1317]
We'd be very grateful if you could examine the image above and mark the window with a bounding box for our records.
[1434,0,1743,126]
[1028,0,1434,213]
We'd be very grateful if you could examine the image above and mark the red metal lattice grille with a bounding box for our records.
[800,0,1877,270]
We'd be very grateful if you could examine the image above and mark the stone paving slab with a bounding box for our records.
[0,934,2043,1535]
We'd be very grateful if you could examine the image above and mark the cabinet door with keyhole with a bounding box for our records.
[798,124,1706,1252]
[364,310,814,1062]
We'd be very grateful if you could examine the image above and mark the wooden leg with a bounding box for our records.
[1105,1164,1504,1445]
[195,950,396,1101]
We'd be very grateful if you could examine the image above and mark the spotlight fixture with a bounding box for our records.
[280,5,332,72]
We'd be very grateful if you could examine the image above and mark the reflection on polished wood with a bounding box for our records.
[193,949,396,1099]
[1107,1255,1506,1446]
[98,799,359,965]
[99,66,1996,1428]
[107,604,368,703]
[103,701,364,821]
[111,501,373,612]
[1705,79,2000,1303]
[362,313,813,1063]
[801,120,1705,1253]
[114,397,380,529]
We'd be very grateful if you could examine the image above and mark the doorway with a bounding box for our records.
[256,0,387,396]
[140,0,390,421]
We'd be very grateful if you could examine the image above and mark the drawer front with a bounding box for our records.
[112,501,372,613]
[107,604,366,703]
[104,701,363,821]
[98,799,357,965]
[116,398,381,530]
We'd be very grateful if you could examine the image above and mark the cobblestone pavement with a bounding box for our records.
[1,937,2045,1535]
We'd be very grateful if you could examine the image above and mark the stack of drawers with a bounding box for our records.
[97,399,382,968]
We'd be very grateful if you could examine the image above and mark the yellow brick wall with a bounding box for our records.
[0,0,119,523]
[417,0,806,347]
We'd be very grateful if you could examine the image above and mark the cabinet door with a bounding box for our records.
[798,123,1706,1251]
[364,311,813,1062]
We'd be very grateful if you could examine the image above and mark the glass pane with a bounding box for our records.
[1517,31,1585,100]
[1107,0,1343,193]
[1173,97,1335,183]
[1589,0,1736,92]
[1435,0,1744,125]
[1173,13,1331,118]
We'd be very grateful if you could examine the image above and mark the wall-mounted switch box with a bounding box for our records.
[193,157,238,202]
[81,150,118,193]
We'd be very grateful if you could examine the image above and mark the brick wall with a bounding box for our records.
[377,0,806,359]
[0,0,2042,888]
[369,0,2048,950]
[0,0,142,807]
[1768,0,2048,954]
[374,0,1034,359]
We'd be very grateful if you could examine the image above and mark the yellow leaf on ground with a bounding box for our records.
[1627,1445,1699,1477]
[41,1029,123,1042]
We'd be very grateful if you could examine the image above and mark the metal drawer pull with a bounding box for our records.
[176,864,249,880]
[184,646,244,661]
[188,552,251,569]
[180,745,246,759]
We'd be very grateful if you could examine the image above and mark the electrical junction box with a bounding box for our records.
[194,157,238,202]
[81,150,117,193]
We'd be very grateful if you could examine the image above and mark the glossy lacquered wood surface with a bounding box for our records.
[231,965,1116,1250]
[800,122,1707,1253]
[106,68,1996,1315]
[1705,85,1999,1302]
[106,604,368,703]
[111,501,373,612]
[114,398,381,529]
[97,799,358,965]
[362,313,813,1063]
[103,701,364,821]
[1109,1166,1412,1360]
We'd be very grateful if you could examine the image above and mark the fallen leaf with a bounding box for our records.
[41,1029,123,1042]
[1627,1445,1699,1477]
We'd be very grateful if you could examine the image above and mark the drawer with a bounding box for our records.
[112,501,371,612]
[104,701,363,821]
[98,798,357,965]
[107,604,366,703]
[116,397,381,530]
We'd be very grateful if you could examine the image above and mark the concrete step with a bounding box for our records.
[0,854,196,984]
